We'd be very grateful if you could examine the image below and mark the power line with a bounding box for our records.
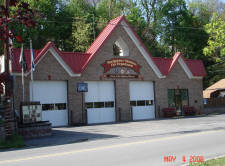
[36,19,206,30]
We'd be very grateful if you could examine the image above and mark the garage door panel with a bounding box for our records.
[31,81,67,103]
[132,106,155,120]
[85,81,114,102]
[30,81,68,127]
[42,110,68,126]
[87,108,115,124]
[130,81,155,120]
[130,82,154,100]
[85,81,115,124]
[99,82,114,101]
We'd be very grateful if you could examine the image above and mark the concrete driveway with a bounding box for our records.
[24,114,225,148]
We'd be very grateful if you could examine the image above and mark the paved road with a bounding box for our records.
[1,114,225,166]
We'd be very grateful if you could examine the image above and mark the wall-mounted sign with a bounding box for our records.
[77,83,88,92]
[102,58,141,73]
[104,74,142,79]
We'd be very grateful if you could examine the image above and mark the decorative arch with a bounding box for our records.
[113,37,129,57]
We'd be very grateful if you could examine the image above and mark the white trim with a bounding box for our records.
[178,57,203,79]
[11,47,81,77]
[121,21,165,79]
[192,76,203,79]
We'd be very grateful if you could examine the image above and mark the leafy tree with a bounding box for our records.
[72,15,93,52]
[187,0,225,88]
[204,13,225,62]
[203,13,225,87]
[0,0,40,96]
[188,0,224,24]
[10,0,74,51]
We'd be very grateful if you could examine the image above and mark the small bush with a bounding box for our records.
[0,135,24,149]
[0,119,4,125]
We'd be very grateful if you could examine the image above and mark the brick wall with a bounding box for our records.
[18,122,52,139]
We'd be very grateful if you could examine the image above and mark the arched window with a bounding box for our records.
[113,37,129,57]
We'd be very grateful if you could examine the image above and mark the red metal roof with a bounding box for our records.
[11,42,91,74]
[11,48,41,73]
[152,53,206,77]
[185,59,206,76]
[152,57,172,75]
[60,52,91,73]
[11,15,206,77]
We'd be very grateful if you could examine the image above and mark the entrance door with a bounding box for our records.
[85,81,115,124]
[129,81,155,120]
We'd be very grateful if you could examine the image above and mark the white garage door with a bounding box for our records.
[30,81,68,127]
[85,81,115,124]
[130,81,155,120]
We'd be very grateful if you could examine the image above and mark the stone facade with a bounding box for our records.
[18,122,52,139]
[13,24,204,126]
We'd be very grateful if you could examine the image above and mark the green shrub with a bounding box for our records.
[0,135,24,149]
[0,119,4,125]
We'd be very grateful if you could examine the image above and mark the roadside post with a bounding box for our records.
[77,83,88,124]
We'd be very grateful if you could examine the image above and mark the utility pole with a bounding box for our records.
[3,0,15,137]
[92,14,95,41]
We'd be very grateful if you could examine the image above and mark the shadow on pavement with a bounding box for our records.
[1,129,118,152]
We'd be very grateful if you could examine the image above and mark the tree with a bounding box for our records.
[72,15,93,52]
[11,0,74,51]
[0,0,39,96]
[202,13,225,87]
[203,13,225,62]
[188,0,224,24]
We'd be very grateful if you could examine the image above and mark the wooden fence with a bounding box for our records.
[205,98,225,107]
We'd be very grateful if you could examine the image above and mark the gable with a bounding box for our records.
[81,22,159,80]
[34,48,77,77]
[84,16,164,78]
[32,51,70,78]
[168,60,190,80]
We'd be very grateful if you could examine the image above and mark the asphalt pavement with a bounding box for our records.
[0,114,225,166]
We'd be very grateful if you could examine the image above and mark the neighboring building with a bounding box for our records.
[8,16,206,126]
[203,79,225,99]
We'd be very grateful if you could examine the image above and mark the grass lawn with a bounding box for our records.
[0,135,24,149]
[190,156,225,166]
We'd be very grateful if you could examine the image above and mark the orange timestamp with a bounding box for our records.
[163,155,204,163]
[189,155,204,163]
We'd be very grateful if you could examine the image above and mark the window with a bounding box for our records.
[168,89,175,107]
[130,100,154,106]
[105,101,114,108]
[85,102,94,109]
[94,102,104,108]
[55,103,66,110]
[137,100,145,106]
[42,104,54,111]
[113,44,121,56]
[146,100,154,105]
[130,101,137,106]
[85,101,115,109]
[168,89,189,108]
[113,37,129,56]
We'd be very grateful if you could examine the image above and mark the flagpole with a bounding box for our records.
[30,39,34,102]
[22,64,24,102]
[20,44,25,102]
